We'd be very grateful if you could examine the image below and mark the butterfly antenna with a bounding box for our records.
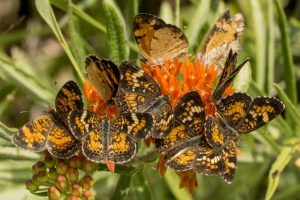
[195,86,209,95]
[134,155,157,171]
[245,131,267,138]
[20,108,48,114]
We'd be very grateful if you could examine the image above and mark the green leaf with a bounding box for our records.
[35,0,85,83]
[0,121,17,141]
[67,0,86,74]
[186,0,211,52]
[233,60,252,92]
[0,52,54,107]
[274,84,300,132]
[266,0,275,95]
[265,138,298,200]
[104,1,128,63]
[50,0,106,33]
[110,174,132,200]
[274,0,297,105]
[249,0,266,87]
[132,172,153,200]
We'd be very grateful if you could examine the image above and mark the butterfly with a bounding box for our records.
[133,13,189,65]
[154,91,206,171]
[210,49,249,104]
[12,80,83,159]
[197,9,244,73]
[68,111,154,163]
[205,92,285,182]
[85,55,119,105]
[115,60,174,138]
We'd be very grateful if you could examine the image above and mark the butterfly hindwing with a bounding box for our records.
[134,13,188,64]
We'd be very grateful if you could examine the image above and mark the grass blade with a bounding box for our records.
[104,1,129,63]
[35,0,85,83]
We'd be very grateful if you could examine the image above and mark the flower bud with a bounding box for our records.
[70,183,82,196]
[48,186,60,200]
[82,159,98,174]
[31,164,38,174]
[56,159,68,175]
[25,180,38,192]
[48,167,58,180]
[69,155,82,168]
[41,150,51,161]
[82,190,95,200]
[66,167,79,182]
[80,175,95,189]
[44,155,57,168]
[32,174,41,186]
[55,175,68,190]
[36,161,47,172]
[37,171,48,183]
[68,196,80,200]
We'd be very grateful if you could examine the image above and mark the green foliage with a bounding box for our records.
[0,0,299,199]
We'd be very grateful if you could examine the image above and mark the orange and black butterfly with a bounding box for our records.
[133,13,189,65]
[85,55,119,105]
[12,80,83,159]
[197,10,244,74]
[210,49,249,104]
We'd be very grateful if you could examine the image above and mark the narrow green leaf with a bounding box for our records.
[132,172,153,200]
[233,61,252,92]
[159,2,173,24]
[104,1,128,63]
[274,84,300,133]
[174,0,180,27]
[186,0,211,52]
[266,0,275,95]
[50,0,106,33]
[0,53,53,107]
[110,174,132,200]
[274,0,297,105]
[128,0,138,60]
[250,0,266,87]
[265,138,298,200]
[0,121,17,141]
[67,0,86,74]
[35,0,85,84]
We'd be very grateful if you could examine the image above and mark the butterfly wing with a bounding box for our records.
[216,92,252,128]
[155,91,205,152]
[111,112,153,141]
[85,55,119,104]
[55,80,83,123]
[197,10,244,73]
[164,136,201,171]
[235,96,285,133]
[47,120,80,159]
[134,13,188,64]
[192,139,225,176]
[221,140,237,183]
[205,115,226,149]
[12,115,52,152]
[68,110,102,140]
[115,60,160,112]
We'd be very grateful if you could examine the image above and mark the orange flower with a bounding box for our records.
[176,170,198,195]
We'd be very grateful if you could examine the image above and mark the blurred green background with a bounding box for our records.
[0,0,300,199]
